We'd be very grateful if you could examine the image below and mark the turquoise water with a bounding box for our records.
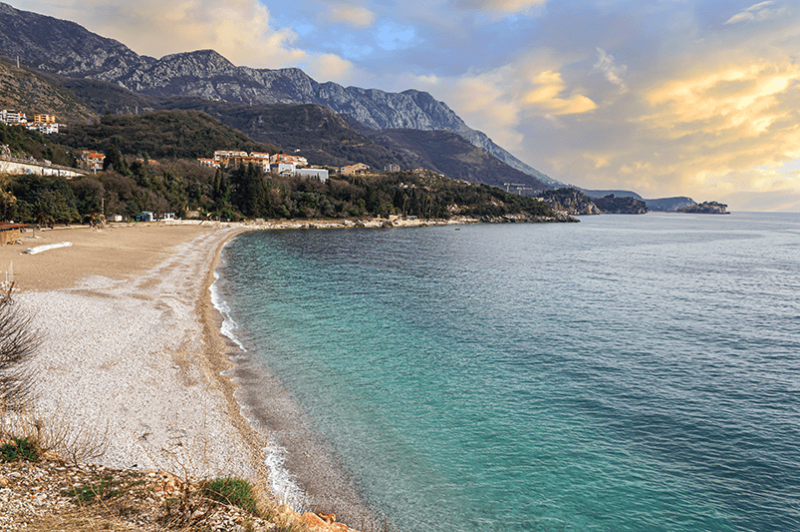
[216,213,800,531]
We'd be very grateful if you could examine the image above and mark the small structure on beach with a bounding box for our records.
[135,211,155,222]
[0,223,26,245]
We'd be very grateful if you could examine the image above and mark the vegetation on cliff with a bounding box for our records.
[678,201,728,214]
[58,110,279,160]
[0,122,75,166]
[592,194,647,214]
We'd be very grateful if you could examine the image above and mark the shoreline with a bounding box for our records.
[206,229,390,527]
[15,225,260,482]
[4,219,431,530]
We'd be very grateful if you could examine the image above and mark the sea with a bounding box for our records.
[211,212,800,532]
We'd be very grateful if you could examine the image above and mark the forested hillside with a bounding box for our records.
[57,110,278,160]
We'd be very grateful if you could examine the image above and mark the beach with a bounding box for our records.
[3,222,267,484]
[1,221,392,531]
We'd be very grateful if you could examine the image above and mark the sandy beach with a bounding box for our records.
[0,220,397,531]
[3,222,267,483]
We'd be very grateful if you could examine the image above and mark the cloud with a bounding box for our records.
[592,48,627,93]
[521,70,598,115]
[325,3,377,28]
[724,1,783,24]
[14,0,306,68]
[453,0,547,14]
[306,53,357,82]
[642,62,800,138]
[426,67,525,151]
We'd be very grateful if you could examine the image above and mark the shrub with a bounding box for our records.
[0,283,40,408]
[202,477,260,515]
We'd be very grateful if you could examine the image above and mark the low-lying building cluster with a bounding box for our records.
[0,110,60,134]
[198,150,328,183]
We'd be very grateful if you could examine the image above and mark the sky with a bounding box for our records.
[14,0,800,211]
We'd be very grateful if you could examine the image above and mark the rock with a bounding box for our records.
[317,512,336,523]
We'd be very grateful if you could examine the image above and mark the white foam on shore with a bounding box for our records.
[263,441,308,509]
[209,269,246,352]
[210,246,308,509]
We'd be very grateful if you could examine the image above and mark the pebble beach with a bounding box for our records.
[3,222,266,482]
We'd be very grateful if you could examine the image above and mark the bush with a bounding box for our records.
[202,477,260,515]
[0,284,40,407]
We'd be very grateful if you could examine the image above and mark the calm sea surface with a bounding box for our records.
[214,212,800,532]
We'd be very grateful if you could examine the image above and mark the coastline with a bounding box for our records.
[3,219,430,530]
[13,224,260,481]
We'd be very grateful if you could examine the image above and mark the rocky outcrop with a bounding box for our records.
[478,211,579,223]
[275,505,361,532]
[678,201,729,214]
[592,194,647,214]
[644,196,697,212]
[541,188,601,215]
[0,2,559,186]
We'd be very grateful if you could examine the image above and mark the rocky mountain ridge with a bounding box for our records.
[0,2,560,186]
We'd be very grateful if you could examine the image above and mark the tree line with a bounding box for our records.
[1,159,553,225]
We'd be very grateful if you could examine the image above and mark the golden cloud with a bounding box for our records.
[643,62,800,138]
[16,0,307,68]
[307,53,356,83]
[521,71,597,115]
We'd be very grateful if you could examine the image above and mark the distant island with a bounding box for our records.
[678,201,729,214]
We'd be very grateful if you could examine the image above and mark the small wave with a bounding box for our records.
[209,269,246,352]
[263,441,308,509]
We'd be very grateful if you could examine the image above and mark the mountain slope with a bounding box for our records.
[57,110,277,160]
[0,58,552,187]
[0,2,153,77]
[0,58,96,121]
[0,2,559,185]
[364,128,547,191]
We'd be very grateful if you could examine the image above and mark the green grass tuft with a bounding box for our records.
[0,436,39,462]
[202,477,260,516]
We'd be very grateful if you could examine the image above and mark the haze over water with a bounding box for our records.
[215,213,800,531]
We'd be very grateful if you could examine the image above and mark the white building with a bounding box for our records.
[1,110,26,125]
[296,168,328,183]
[270,163,298,176]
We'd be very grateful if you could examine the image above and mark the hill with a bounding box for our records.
[57,110,278,160]
[0,58,95,122]
[580,189,643,200]
[154,98,412,169]
[0,2,560,185]
[364,128,548,192]
[644,196,696,212]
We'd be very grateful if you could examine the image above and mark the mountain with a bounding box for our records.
[0,2,559,186]
[0,52,548,188]
[0,58,96,121]
[363,128,547,192]
[143,98,547,189]
[0,2,153,78]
